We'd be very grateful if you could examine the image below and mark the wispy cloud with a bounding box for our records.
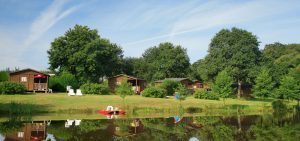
[24,0,81,47]
[124,0,300,46]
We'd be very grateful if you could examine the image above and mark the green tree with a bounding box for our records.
[116,79,133,104]
[142,42,190,81]
[0,71,9,82]
[202,27,260,98]
[275,75,299,100]
[253,67,275,99]
[48,25,123,83]
[159,80,181,96]
[212,70,234,102]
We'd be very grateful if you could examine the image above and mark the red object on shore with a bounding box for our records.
[97,109,126,115]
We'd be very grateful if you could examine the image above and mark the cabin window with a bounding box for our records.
[21,77,27,82]
[116,81,121,85]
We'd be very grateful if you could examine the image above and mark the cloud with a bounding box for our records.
[124,0,300,46]
[24,0,81,47]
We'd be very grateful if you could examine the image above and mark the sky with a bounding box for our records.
[0,0,300,70]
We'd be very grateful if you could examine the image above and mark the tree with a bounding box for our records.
[253,67,275,99]
[142,42,190,81]
[212,70,234,102]
[275,75,299,100]
[159,80,181,96]
[48,25,123,83]
[202,27,260,98]
[116,79,133,104]
[0,71,9,82]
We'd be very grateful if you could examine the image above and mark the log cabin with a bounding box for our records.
[108,74,146,94]
[9,68,50,93]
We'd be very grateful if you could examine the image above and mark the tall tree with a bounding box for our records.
[203,27,260,98]
[142,42,190,81]
[275,75,299,100]
[48,25,123,83]
[212,70,234,101]
[253,67,275,99]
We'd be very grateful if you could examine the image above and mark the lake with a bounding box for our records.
[0,107,299,141]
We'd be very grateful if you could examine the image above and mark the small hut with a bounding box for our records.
[9,68,50,93]
[108,74,146,94]
[154,78,194,89]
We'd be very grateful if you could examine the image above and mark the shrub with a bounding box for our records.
[159,80,181,96]
[175,84,189,101]
[80,82,109,95]
[116,79,133,100]
[0,71,9,82]
[194,89,219,100]
[49,72,79,92]
[0,82,26,94]
[142,86,166,98]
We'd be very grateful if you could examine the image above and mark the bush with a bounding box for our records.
[0,71,9,82]
[194,89,219,100]
[0,82,26,94]
[80,82,109,95]
[49,72,79,92]
[142,86,167,98]
[159,80,181,96]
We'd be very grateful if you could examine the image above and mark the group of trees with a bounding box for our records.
[47,25,299,100]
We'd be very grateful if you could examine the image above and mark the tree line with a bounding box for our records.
[47,25,299,100]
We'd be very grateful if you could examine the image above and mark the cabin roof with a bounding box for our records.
[109,74,145,80]
[9,68,50,76]
[155,78,192,83]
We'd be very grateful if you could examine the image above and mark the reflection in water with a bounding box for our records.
[0,110,299,141]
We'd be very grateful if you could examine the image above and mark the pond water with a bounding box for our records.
[0,108,299,141]
[0,103,300,141]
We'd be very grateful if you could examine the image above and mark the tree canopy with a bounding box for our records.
[141,42,190,81]
[48,25,123,83]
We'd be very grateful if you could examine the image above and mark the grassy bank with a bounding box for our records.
[0,93,296,116]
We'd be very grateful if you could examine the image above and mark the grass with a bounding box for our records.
[0,93,297,119]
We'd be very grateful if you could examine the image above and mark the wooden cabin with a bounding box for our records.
[108,74,146,94]
[154,78,195,91]
[9,68,50,93]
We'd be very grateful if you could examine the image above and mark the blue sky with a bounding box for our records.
[0,0,300,70]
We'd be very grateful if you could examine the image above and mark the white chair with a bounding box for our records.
[66,86,72,92]
[76,89,83,96]
[65,120,74,128]
[68,89,75,96]
[75,120,81,126]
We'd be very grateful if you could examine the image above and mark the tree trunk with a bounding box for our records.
[237,80,242,99]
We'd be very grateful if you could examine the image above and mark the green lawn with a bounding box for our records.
[0,93,297,121]
[1,93,293,112]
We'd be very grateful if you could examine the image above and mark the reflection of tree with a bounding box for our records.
[0,115,31,135]
[194,116,234,141]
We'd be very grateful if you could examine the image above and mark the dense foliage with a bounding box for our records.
[142,86,166,98]
[49,72,79,92]
[0,71,9,82]
[194,89,219,100]
[175,84,189,101]
[80,82,109,95]
[48,25,123,83]
[159,80,181,96]
[253,67,275,99]
[212,70,234,100]
[0,82,26,94]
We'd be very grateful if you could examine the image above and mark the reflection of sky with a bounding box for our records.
[0,134,4,140]
[46,134,56,141]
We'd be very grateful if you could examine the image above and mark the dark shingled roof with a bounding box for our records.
[155,78,191,83]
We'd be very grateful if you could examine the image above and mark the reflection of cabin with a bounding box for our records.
[108,74,146,94]
[4,121,47,141]
[9,68,50,93]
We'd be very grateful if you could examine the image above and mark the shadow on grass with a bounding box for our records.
[0,101,51,115]
[224,104,249,109]
[246,98,274,102]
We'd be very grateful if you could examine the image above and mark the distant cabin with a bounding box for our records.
[9,68,50,93]
[155,78,207,92]
[108,74,146,94]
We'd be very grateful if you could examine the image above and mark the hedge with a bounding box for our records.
[0,82,26,94]
[194,89,219,100]
[142,86,167,98]
[80,82,109,95]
